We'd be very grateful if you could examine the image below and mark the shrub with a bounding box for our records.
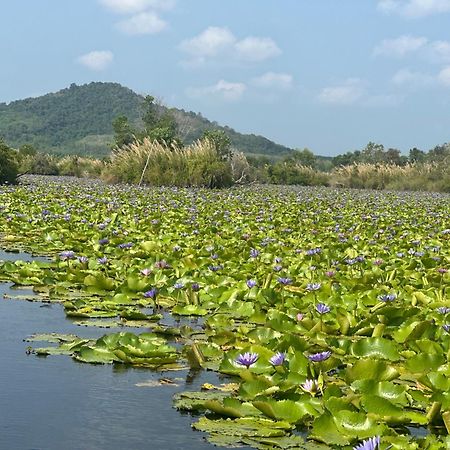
[0,140,18,184]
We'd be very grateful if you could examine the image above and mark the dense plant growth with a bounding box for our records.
[1,178,450,448]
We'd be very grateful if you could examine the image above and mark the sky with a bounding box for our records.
[1,0,450,156]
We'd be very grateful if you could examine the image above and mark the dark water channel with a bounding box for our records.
[0,251,231,450]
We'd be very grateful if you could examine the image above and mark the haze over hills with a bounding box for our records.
[0,82,295,158]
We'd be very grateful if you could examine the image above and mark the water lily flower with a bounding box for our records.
[438,306,450,314]
[97,257,108,265]
[307,282,321,291]
[269,352,286,366]
[191,282,200,292]
[301,379,319,394]
[277,277,292,285]
[249,248,259,258]
[140,268,152,276]
[77,256,88,264]
[98,238,109,245]
[144,288,158,299]
[353,436,380,450]
[173,282,184,289]
[235,352,259,368]
[437,268,448,274]
[316,303,330,314]
[155,260,170,269]
[443,324,450,332]
[273,265,283,272]
[325,270,335,277]
[378,293,396,302]
[296,313,304,321]
[59,250,75,260]
[246,279,257,288]
[308,351,331,362]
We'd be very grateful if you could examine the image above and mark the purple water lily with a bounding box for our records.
[269,352,286,366]
[191,282,200,292]
[249,248,260,258]
[246,279,257,289]
[316,303,330,314]
[443,324,450,332]
[307,282,321,291]
[144,288,158,299]
[140,268,152,276]
[301,379,319,394]
[98,238,109,246]
[353,436,380,450]
[437,307,450,314]
[97,256,108,265]
[235,352,259,368]
[277,277,292,286]
[77,256,88,264]
[173,282,184,289]
[378,293,396,302]
[59,250,75,260]
[308,351,331,362]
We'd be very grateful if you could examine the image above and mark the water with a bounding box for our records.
[0,252,231,450]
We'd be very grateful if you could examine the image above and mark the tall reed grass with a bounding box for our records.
[102,139,233,188]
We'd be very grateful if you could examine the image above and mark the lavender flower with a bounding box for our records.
[118,242,133,249]
[296,313,304,321]
[246,279,257,289]
[437,306,450,314]
[235,352,259,368]
[308,351,331,362]
[437,268,448,274]
[249,248,260,258]
[378,293,396,302]
[273,265,283,272]
[97,257,108,265]
[443,324,450,332]
[155,260,170,269]
[144,288,158,299]
[98,238,109,246]
[307,282,321,291]
[316,303,330,314]
[353,436,380,450]
[77,256,88,264]
[140,268,152,276]
[269,352,286,366]
[173,282,184,289]
[191,282,200,292]
[325,270,335,277]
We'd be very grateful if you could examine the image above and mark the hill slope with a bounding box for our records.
[0,82,294,158]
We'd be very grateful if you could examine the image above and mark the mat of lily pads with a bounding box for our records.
[2,177,450,448]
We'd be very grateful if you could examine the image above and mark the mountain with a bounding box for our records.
[0,82,295,158]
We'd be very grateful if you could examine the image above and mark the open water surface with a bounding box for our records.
[0,251,230,450]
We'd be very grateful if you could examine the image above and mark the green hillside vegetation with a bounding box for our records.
[0,82,295,158]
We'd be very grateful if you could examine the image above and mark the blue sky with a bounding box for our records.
[1,0,450,156]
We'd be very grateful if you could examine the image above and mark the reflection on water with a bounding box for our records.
[0,262,232,450]
[0,249,50,263]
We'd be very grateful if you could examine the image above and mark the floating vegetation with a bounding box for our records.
[3,178,450,447]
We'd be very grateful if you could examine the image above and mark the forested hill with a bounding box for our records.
[0,82,294,157]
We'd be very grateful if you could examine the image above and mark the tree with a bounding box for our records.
[408,147,426,163]
[201,130,232,160]
[112,115,135,148]
[286,148,316,167]
[0,139,18,184]
[361,142,385,164]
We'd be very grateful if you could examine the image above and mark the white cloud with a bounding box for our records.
[99,0,175,14]
[438,66,450,85]
[180,27,236,58]
[252,72,293,90]
[187,80,247,101]
[77,50,114,71]
[318,78,365,105]
[179,27,280,65]
[374,35,427,57]
[116,11,167,34]
[235,37,281,62]
[429,40,450,62]
[392,68,435,86]
[377,0,450,18]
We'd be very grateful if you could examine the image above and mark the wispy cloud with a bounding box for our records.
[77,50,114,71]
[377,0,450,18]
[373,35,428,57]
[438,66,450,85]
[235,37,281,62]
[179,27,281,66]
[186,79,247,102]
[252,72,293,90]
[392,68,435,86]
[99,0,175,14]
[116,11,167,34]
[318,78,365,105]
